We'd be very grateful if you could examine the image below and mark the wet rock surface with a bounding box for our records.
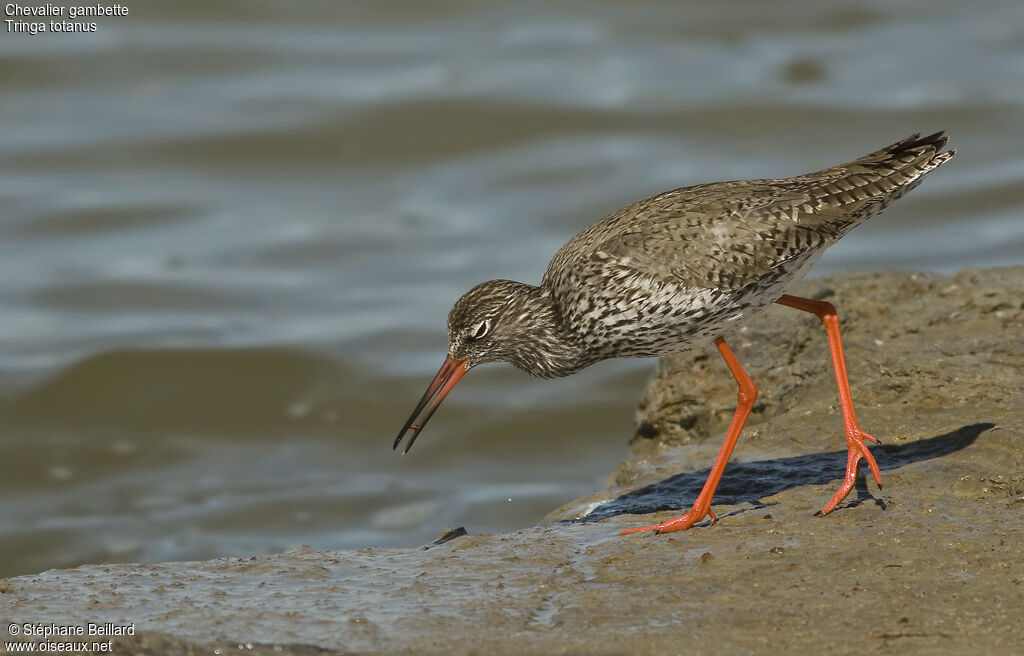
[2,268,1022,656]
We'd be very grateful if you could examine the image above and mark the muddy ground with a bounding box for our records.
[2,267,1022,655]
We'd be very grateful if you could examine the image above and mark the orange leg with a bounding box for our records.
[775,294,882,514]
[620,337,757,535]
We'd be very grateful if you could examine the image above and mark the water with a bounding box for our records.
[1,0,1022,578]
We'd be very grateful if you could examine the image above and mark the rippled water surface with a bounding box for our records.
[1,0,1022,577]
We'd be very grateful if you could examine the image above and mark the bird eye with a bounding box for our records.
[470,320,490,340]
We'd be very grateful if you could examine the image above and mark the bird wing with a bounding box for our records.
[545,132,954,293]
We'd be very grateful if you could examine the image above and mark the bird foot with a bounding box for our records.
[819,426,883,515]
[619,507,717,535]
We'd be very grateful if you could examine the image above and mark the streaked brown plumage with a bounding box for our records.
[394,131,955,534]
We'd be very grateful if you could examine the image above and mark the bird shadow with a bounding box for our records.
[569,422,994,524]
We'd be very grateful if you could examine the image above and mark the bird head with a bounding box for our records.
[392,280,538,454]
[446,279,534,366]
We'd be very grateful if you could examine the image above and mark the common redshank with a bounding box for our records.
[394,132,955,534]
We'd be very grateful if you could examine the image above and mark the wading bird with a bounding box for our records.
[394,132,954,534]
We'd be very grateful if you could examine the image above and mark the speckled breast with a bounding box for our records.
[559,248,824,358]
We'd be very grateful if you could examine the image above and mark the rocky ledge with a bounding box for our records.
[2,267,1022,656]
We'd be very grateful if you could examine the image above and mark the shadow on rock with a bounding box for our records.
[573,423,995,523]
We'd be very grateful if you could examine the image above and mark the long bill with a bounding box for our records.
[393,355,471,455]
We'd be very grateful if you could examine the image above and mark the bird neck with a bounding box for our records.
[507,285,590,379]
